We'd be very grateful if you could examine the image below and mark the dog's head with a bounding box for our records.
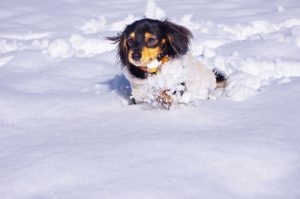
[108,18,192,69]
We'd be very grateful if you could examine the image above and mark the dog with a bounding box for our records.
[108,18,226,109]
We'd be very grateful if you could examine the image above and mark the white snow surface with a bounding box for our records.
[0,0,300,198]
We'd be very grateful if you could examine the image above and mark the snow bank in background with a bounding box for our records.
[0,1,299,102]
[78,10,300,102]
[80,0,167,34]
[47,39,74,59]
[110,15,138,31]
[0,32,50,41]
[178,17,300,101]
[69,34,114,57]
[45,34,115,58]
[220,20,277,40]
[207,54,300,101]
[144,0,166,20]
[81,15,138,33]
[81,16,106,34]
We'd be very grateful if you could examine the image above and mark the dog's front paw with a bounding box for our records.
[157,90,173,110]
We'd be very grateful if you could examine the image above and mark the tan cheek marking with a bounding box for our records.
[128,50,134,63]
[161,38,166,44]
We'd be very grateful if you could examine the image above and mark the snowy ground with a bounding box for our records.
[1,0,300,198]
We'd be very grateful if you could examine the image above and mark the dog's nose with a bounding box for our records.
[132,52,142,61]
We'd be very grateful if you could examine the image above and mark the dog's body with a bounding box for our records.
[124,54,217,105]
[108,18,225,108]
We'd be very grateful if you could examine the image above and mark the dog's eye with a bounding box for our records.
[147,37,158,47]
[127,38,134,47]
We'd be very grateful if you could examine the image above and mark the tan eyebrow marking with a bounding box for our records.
[129,32,135,39]
[144,32,158,43]
[145,32,153,38]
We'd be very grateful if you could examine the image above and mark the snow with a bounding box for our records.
[144,0,166,20]
[81,16,107,34]
[0,0,300,198]
[47,39,74,58]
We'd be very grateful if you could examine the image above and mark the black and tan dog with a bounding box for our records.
[108,18,226,108]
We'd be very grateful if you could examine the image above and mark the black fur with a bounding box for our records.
[162,20,192,57]
[107,18,193,79]
[212,68,227,83]
[106,32,128,67]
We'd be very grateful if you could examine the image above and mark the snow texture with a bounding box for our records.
[0,0,300,198]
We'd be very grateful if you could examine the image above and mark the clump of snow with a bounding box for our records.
[81,16,106,34]
[179,14,211,32]
[274,59,300,77]
[278,18,300,29]
[110,14,138,31]
[45,34,115,59]
[207,53,300,100]
[46,39,74,59]
[31,39,49,49]
[69,34,114,57]
[144,0,166,20]
[225,72,262,101]
[220,20,277,40]
[191,39,228,58]
[0,39,20,53]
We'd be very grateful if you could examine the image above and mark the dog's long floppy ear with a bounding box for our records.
[107,33,128,66]
[162,20,193,57]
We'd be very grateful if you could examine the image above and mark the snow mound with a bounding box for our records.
[0,32,49,41]
[110,15,138,31]
[180,17,300,101]
[69,34,114,57]
[81,16,106,34]
[45,34,115,59]
[80,15,139,33]
[75,14,300,103]
[96,15,300,103]
[47,39,74,59]
[208,55,300,101]
[144,0,166,20]
[225,72,261,101]
[220,20,277,40]
[0,39,20,53]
